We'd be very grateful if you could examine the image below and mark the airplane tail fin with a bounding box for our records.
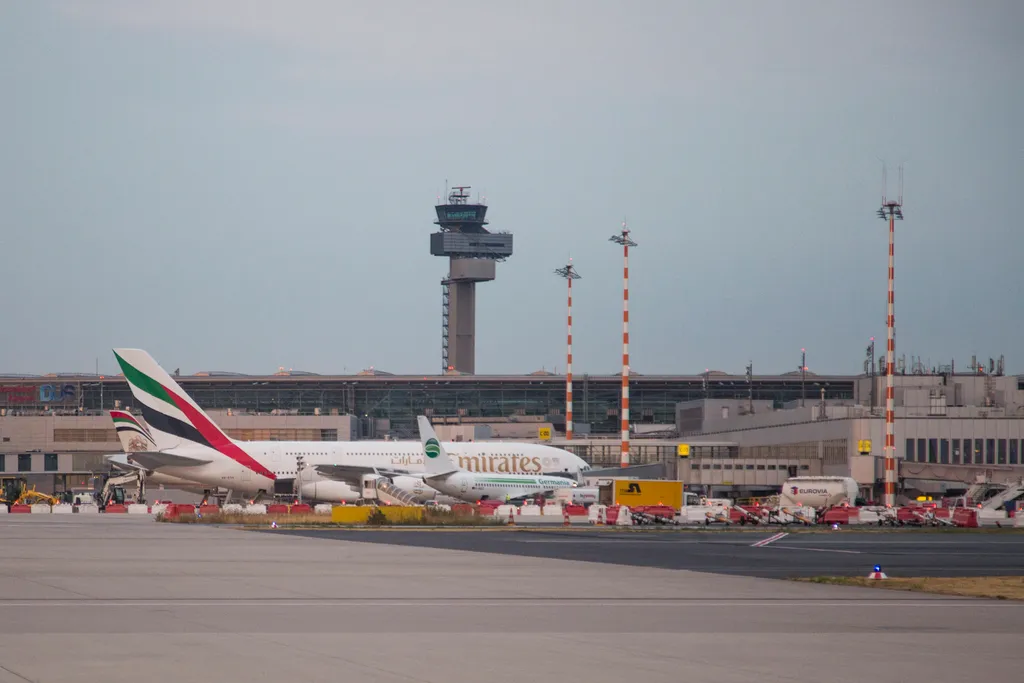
[112,348,233,451]
[111,348,276,479]
[417,416,458,477]
[109,409,158,453]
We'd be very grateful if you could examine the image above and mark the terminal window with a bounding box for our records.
[986,439,996,465]
[905,439,915,462]
[18,454,31,472]
[952,439,961,465]
[0,454,4,471]
[44,454,58,472]
[997,439,1007,465]
[974,439,984,465]
[1011,440,1019,465]
[940,439,950,464]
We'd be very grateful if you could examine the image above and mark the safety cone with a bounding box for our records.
[508,506,515,526]
[563,507,570,527]
[867,564,887,580]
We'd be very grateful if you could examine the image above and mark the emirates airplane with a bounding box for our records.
[110,348,591,503]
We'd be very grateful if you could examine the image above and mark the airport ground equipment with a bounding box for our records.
[96,471,144,509]
[779,476,858,508]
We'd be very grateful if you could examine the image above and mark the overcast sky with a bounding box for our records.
[2,0,1022,377]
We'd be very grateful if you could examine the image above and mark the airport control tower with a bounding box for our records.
[431,186,513,375]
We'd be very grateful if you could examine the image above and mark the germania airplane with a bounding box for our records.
[417,416,579,503]
[110,348,592,504]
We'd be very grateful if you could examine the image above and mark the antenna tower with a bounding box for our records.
[554,259,582,440]
[609,222,637,468]
[877,163,904,508]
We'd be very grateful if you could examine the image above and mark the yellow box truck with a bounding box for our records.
[612,480,684,509]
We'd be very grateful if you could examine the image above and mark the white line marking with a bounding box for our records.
[768,545,862,554]
[0,600,1016,608]
[751,532,788,547]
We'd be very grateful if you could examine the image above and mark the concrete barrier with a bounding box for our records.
[314,504,332,515]
[30,504,52,514]
[978,509,1009,527]
[51,504,74,514]
[150,504,168,516]
[243,504,267,515]
[0,506,7,514]
[74,504,99,514]
[127,504,150,515]
[379,506,424,523]
[1014,514,1024,528]
[330,506,372,524]
[615,506,633,525]
[222,503,244,514]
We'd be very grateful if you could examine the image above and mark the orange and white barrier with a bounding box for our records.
[127,504,150,515]
[314,504,333,515]
[74,504,99,514]
[30,504,52,514]
[150,504,169,516]
[51,504,74,514]
[243,504,268,515]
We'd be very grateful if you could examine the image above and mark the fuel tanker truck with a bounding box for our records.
[779,476,859,508]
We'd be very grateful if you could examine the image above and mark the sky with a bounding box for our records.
[1,0,1022,377]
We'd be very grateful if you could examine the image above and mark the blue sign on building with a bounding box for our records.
[39,384,76,402]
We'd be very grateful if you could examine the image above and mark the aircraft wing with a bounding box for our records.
[105,453,147,472]
[313,464,419,486]
[124,451,213,470]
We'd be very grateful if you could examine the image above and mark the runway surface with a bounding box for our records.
[274,527,1024,578]
[1,516,1023,683]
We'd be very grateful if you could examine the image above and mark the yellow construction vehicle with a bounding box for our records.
[15,489,60,506]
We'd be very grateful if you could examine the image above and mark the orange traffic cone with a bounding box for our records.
[508,506,515,526]
[563,507,570,527]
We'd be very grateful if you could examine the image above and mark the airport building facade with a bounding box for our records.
[675,373,1024,501]
[2,368,1020,501]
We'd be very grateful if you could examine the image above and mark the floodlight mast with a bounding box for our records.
[877,164,904,508]
[609,222,637,468]
[554,259,582,440]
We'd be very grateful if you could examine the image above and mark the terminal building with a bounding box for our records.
[673,366,1024,502]
[1,361,1020,502]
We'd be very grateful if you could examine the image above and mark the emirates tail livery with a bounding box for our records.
[105,410,213,497]
[111,348,591,504]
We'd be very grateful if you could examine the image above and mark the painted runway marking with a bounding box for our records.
[0,599,1015,608]
[751,532,789,547]
[768,545,862,554]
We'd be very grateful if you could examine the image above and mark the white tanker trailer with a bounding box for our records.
[779,476,859,508]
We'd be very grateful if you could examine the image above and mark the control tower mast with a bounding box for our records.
[431,186,514,375]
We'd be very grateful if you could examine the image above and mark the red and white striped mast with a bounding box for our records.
[609,222,637,468]
[877,165,904,508]
[554,259,581,439]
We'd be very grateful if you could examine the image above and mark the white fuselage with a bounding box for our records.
[154,440,589,504]
[425,471,578,503]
